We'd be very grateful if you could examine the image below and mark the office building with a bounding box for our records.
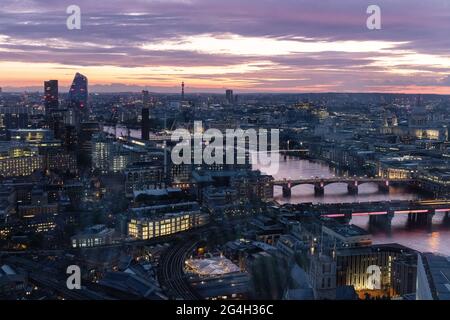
[0,143,43,177]
[128,201,208,240]
[44,80,59,115]
[71,224,115,248]
[226,89,234,104]
[68,72,88,110]
[141,107,150,141]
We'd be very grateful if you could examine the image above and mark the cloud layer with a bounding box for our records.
[0,0,450,93]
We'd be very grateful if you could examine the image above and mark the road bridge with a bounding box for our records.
[272,177,411,197]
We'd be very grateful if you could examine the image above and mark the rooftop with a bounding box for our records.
[422,253,450,300]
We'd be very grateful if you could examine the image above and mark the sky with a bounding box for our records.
[0,0,450,93]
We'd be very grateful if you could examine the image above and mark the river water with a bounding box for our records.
[105,126,449,255]
[254,156,450,255]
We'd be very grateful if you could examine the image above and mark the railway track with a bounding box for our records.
[157,239,202,300]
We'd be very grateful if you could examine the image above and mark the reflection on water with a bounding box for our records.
[255,156,420,205]
[351,214,450,255]
[255,156,450,255]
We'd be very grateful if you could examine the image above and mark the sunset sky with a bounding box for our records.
[0,0,450,93]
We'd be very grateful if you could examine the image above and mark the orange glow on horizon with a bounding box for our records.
[0,60,449,94]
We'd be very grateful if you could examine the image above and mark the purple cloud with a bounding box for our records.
[0,0,449,92]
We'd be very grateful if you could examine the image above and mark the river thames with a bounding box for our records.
[104,126,450,255]
[255,156,450,256]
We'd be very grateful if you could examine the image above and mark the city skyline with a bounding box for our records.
[0,0,449,94]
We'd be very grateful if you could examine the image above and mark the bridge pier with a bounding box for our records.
[444,212,450,224]
[369,210,393,234]
[407,212,422,225]
[407,210,435,229]
[378,181,390,193]
[427,210,435,232]
[314,182,324,196]
[347,182,358,195]
[282,185,292,197]
[344,212,353,224]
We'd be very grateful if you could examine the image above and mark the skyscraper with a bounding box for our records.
[142,90,150,141]
[141,107,150,141]
[181,82,185,101]
[68,72,88,110]
[142,90,150,107]
[44,80,59,114]
[226,89,234,105]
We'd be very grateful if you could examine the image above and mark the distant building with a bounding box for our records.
[16,187,58,220]
[230,170,274,202]
[44,80,59,115]
[43,147,78,174]
[91,133,114,173]
[124,162,165,197]
[128,200,208,240]
[321,221,372,249]
[68,72,88,110]
[9,129,54,143]
[141,107,150,141]
[142,90,150,107]
[0,142,43,177]
[226,89,234,104]
[416,169,450,196]
[181,82,185,101]
[202,186,238,214]
[91,133,149,174]
[0,107,29,129]
[79,121,101,158]
[71,224,115,248]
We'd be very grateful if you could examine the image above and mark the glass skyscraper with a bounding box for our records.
[44,80,59,114]
[68,72,88,110]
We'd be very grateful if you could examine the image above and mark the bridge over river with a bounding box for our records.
[272,177,412,197]
[284,199,450,231]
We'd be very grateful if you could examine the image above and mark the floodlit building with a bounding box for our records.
[71,224,115,248]
[128,211,208,240]
[0,142,43,177]
[186,256,241,276]
[128,200,209,240]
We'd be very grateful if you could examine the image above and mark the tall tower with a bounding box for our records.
[141,108,150,141]
[416,94,422,107]
[226,89,234,105]
[44,80,59,115]
[181,82,185,101]
[68,72,88,110]
[141,90,150,141]
[142,90,150,107]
